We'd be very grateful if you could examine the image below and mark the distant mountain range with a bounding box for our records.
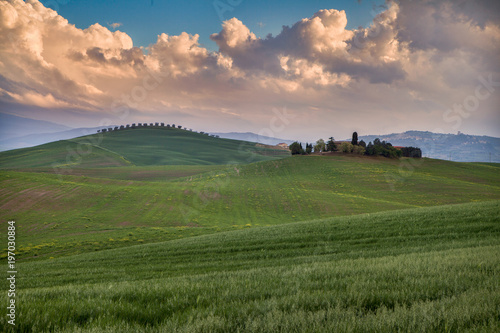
[211,132,296,146]
[0,113,71,140]
[0,113,122,151]
[356,131,500,163]
[215,131,500,162]
[0,126,111,151]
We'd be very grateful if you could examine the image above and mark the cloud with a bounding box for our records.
[9,90,77,108]
[70,46,145,68]
[108,22,122,29]
[210,7,406,84]
[147,32,211,77]
[0,0,499,138]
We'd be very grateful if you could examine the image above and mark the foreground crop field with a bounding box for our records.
[1,129,499,332]
[2,201,499,332]
[1,155,499,260]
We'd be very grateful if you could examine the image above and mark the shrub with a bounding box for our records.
[314,139,326,153]
[353,145,366,155]
[340,142,354,153]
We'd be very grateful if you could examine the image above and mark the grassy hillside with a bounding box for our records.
[1,132,499,332]
[0,139,132,169]
[15,165,224,182]
[0,127,290,168]
[1,155,498,260]
[3,201,499,332]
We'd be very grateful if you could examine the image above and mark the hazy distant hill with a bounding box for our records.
[0,113,71,141]
[0,126,111,151]
[215,131,500,163]
[357,131,500,163]
[212,132,295,146]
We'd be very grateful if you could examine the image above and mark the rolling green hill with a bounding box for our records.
[0,127,290,169]
[1,130,499,332]
[3,201,499,332]
[1,155,498,260]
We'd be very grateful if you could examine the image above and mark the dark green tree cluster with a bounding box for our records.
[289,139,337,155]
[289,142,305,155]
[401,147,422,158]
[289,142,315,155]
[305,143,313,154]
[365,138,402,158]
[326,137,337,152]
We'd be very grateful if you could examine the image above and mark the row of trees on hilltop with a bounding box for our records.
[98,123,184,133]
[97,123,220,138]
[290,132,421,158]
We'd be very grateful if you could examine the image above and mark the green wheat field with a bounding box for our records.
[1,128,499,332]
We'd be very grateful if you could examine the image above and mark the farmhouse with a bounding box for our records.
[276,143,289,149]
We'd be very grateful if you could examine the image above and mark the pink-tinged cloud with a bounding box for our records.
[0,0,499,139]
[108,22,122,29]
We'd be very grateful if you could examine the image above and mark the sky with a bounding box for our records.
[38,0,388,51]
[0,0,499,142]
